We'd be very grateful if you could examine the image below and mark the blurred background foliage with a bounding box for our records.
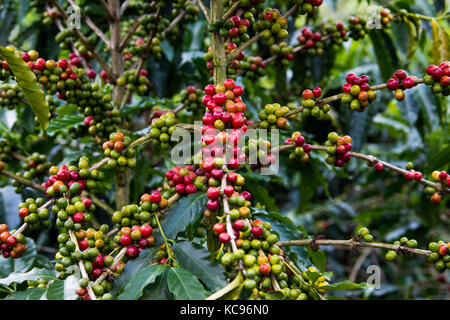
[0,0,448,299]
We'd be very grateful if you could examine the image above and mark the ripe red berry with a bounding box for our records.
[141,225,153,237]
[120,234,132,246]
[252,225,263,238]
[219,232,231,243]
[72,213,85,224]
[302,89,314,99]
[313,87,322,98]
[127,245,139,258]
[439,171,448,180]
[206,199,220,211]
[374,163,384,171]
[387,79,399,90]
[223,185,234,196]
[207,187,220,200]
[150,192,162,204]
[213,223,226,235]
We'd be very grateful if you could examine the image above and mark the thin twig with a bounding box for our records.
[277,239,432,257]
[162,10,187,37]
[195,0,211,23]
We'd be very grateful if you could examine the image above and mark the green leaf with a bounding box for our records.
[0,46,49,131]
[159,193,208,240]
[141,268,174,300]
[167,267,206,300]
[117,265,167,300]
[0,267,56,286]
[369,31,397,81]
[46,114,84,136]
[45,275,79,300]
[5,287,46,300]
[172,241,228,292]
[309,250,326,273]
[112,248,158,296]
[319,280,369,291]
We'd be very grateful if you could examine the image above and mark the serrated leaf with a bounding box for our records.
[172,241,228,292]
[117,265,167,300]
[167,267,206,300]
[45,275,79,300]
[319,280,369,291]
[0,46,49,131]
[5,287,47,300]
[159,193,208,240]
[0,267,56,286]
[46,114,84,136]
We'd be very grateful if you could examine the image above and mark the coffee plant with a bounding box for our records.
[0,0,448,301]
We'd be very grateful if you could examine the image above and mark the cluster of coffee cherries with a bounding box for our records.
[53,196,97,232]
[403,161,424,184]
[326,21,349,46]
[270,42,294,66]
[149,111,178,150]
[424,170,450,204]
[301,87,331,120]
[284,131,312,163]
[237,55,266,79]
[21,153,51,180]
[155,242,176,265]
[253,8,289,46]
[220,16,251,46]
[341,73,376,112]
[243,139,276,170]
[258,103,290,130]
[0,224,27,259]
[218,218,326,299]
[0,138,13,164]
[293,0,323,15]
[385,236,419,262]
[201,80,247,133]
[78,275,114,301]
[379,8,394,29]
[18,197,51,230]
[0,47,120,142]
[169,1,200,38]
[43,158,103,198]
[324,132,352,167]
[0,82,24,109]
[112,192,169,229]
[347,16,368,40]
[297,27,324,56]
[204,171,245,214]
[117,69,151,96]
[27,279,49,289]
[424,62,450,96]
[114,225,155,259]
[179,85,204,114]
[121,7,169,61]
[386,70,417,101]
[163,166,203,197]
[103,132,137,171]
[428,241,450,272]
[354,226,374,242]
